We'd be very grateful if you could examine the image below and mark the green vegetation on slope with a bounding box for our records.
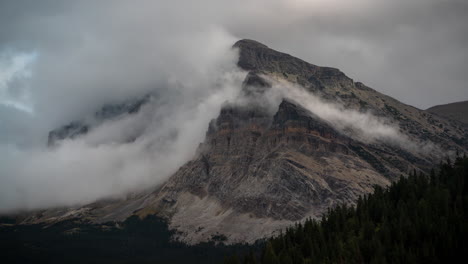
[229,156,468,264]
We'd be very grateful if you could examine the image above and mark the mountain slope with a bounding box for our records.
[233,40,467,150]
[427,100,468,126]
[239,156,468,264]
[17,39,468,244]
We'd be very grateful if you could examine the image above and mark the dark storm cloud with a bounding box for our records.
[0,0,466,211]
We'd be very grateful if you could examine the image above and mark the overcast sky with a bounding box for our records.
[0,0,467,211]
[1,0,467,131]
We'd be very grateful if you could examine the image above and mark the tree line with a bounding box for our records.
[226,155,468,264]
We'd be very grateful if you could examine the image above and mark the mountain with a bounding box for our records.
[427,100,468,126]
[16,39,468,244]
[47,95,150,146]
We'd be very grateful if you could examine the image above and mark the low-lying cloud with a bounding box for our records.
[252,77,443,157]
[0,67,246,212]
[0,22,246,212]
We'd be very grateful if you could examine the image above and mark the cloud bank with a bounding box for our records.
[0,4,246,211]
[0,55,245,212]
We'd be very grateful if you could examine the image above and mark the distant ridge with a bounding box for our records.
[427,100,468,125]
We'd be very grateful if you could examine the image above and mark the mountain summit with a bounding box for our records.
[20,40,467,244]
[234,39,347,82]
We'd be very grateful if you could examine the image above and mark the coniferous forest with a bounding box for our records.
[227,156,468,264]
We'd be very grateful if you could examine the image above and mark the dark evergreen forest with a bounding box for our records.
[0,211,256,263]
[228,156,468,264]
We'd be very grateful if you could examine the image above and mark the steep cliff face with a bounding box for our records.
[21,39,467,244]
[136,99,393,243]
[156,99,392,221]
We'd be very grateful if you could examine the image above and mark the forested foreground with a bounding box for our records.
[227,156,468,264]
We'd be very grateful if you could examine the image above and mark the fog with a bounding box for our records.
[0,12,246,211]
[0,61,245,212]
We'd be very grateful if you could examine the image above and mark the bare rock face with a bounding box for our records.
[139,98,392,243]
[21,39,467,244]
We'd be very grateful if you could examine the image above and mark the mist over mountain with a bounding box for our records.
[10,39,465,245]
[1,3,467,263]
[1,0,467,214]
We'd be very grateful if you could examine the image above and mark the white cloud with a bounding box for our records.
[0,51,37,113]
[251,77,443,156]
[0,66,246,212]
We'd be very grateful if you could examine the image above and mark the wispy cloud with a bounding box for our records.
[0,50,37,113]
[255,77,443,156]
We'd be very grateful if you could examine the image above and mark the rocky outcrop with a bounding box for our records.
[47,95,150,146]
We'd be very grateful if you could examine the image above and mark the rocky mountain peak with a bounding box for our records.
[233,39,269,49]
[233,39,349,90]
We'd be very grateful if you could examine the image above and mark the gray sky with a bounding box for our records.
[0,0,467,211]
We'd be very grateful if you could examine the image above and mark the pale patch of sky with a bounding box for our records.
[0,50,38,114]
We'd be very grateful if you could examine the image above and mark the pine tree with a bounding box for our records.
[243,250,257,264]
[262,242,279,264]
[224,255,240,264]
